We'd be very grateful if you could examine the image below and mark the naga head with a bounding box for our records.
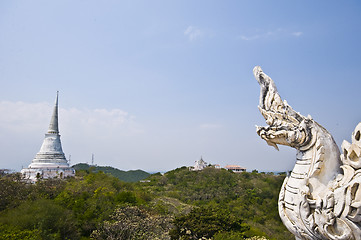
[254,66,313,150]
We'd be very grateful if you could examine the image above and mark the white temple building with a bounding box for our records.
[191,156,208,171]
[21,92,75,182]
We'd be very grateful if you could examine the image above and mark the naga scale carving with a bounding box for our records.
[254,66,361,240]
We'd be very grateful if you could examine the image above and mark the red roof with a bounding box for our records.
[225,165,246,170]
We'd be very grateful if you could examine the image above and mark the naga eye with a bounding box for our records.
[355,131,360,141]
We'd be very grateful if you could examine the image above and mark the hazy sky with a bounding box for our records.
[1,1,361,172]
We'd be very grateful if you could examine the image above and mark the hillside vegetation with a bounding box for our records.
[0,167,293,240]
[72,163,150,182]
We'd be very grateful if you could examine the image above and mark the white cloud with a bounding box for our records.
[0,101,297,173]
[292,31,303,37]
[0,101,50,133]
[238,29,303,41]
[184,26,203,41]
[0,101,142,170]
[0,101,140,136]
[239,35,261,41]
[60,107,139,136]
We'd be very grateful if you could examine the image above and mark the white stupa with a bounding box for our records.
[21,92,75,182]
[192,156,208,171]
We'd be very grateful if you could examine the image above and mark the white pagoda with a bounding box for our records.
[21,92,75,182]
[192,156,208,171]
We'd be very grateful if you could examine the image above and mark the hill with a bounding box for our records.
[144,167,293,239]
[0,165,293,239]
[72,163,150,182]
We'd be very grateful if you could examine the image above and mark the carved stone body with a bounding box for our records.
[254,66,361,239]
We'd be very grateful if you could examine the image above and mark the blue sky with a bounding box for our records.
[1,0,361,172]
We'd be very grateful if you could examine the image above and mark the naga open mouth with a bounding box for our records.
[254,66,310,150]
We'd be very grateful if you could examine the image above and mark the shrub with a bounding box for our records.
[169,206,249,239]
[91,205,172,240]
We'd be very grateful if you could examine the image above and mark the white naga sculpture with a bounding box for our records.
[254,66,361,240]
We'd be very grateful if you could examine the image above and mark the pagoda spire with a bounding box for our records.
[21,91,75,182]
[48,91,59,134]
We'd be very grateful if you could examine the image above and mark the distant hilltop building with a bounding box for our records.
[224,165,246,173]
[189,158,246,173]
[190,156,208,171]
[21,92,75,182]
[213,164,221,169]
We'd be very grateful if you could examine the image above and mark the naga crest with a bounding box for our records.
[254,66,361,240]
[254,66,312,151]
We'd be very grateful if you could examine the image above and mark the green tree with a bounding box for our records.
[0,199,79,239]
[54,171,149,237]
[91,205,172,240]
[0,225,42,240]
[0,173,31,211]
[169,206,249,240]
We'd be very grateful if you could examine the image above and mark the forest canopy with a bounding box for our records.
[0,166,293,240]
